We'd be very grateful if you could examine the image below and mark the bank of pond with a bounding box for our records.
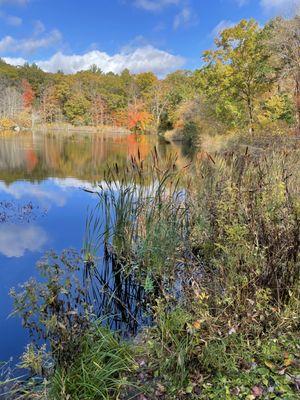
[0,131,300,399]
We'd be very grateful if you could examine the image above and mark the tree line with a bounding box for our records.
[0,16,299,135]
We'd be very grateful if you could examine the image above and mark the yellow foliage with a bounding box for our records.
[0,117,15,130]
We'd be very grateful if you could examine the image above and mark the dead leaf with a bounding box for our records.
[264,361,275,370]
[251,385,263,398]
[156,383,166,393]
[284,358,293,367]
[193,320,202,329]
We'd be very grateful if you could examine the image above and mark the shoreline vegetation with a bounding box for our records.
[0,17,299,143]
[1,14,300,400]
[0,121,130,135]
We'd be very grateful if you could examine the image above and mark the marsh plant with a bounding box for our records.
[141,148,300,397]
[7,144,300,399]
[83,150,192,315]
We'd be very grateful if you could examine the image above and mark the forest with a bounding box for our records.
[0,17,298,139]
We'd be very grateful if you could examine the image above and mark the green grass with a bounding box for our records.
[48,326,137,400]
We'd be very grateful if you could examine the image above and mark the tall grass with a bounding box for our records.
[83,149,191,332]
[49,326,136,400]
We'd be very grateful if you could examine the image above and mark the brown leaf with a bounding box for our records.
[156,383,166,393]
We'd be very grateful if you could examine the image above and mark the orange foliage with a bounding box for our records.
[127,109,153,132]
[22,79,35,109]
[114,103,153,133]
[26,149,38,171]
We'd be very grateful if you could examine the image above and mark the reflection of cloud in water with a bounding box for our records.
[0,181,66,207]
[50,178,100,192]
[0,224,47,257]
[0,178,102,209]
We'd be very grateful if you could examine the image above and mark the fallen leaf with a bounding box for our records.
[264,361,275,370]
[284,357,294,367]
[193,320,202,329]
[252,385,263,398]
[156,383,166,393]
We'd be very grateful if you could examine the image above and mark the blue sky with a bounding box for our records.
[0,0,298,75]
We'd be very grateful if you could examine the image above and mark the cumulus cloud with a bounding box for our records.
[134,0,180,11]
[2,56,27,65]
[260,0,300,16]
[0,224,47,257]
[0,29,62,54]
[4,46,185,76]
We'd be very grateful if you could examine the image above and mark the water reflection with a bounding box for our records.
[0,132,189,184]
[0,224,47,258]
[0,131,190,362]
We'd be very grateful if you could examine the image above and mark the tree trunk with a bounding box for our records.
[247,96,254,135]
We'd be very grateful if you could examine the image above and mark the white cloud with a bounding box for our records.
[211,20,236,37]
[260,0,300,16]
[0,224,47,257]
[0,29,62,54]
[2,56,27,65]
[0,181,67,207]
[4,46,185,76]
[134,0,180,11]
[173,6,196,29]
[0,11,22,26]
[33,20,46,35]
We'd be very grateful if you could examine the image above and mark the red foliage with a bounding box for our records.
[22,79,35,109]
[127,110,147,130]
[113,103,153,133]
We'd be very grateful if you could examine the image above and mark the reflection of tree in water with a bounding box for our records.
[83,253,150,336]
[0,132,191,184]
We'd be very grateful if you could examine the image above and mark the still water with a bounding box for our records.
[0,131,188,363]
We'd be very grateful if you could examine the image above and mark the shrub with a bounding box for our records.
[10,250,92,369]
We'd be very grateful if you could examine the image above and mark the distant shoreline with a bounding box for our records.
[0,123,131,136]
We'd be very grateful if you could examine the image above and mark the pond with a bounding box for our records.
[0,131,189,364]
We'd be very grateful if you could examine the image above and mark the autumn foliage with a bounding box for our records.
[22,79,35,109]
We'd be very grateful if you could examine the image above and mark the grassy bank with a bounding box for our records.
[3,133,300,399]
[33,122,130,135]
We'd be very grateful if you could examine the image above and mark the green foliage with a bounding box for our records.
[63,93,91,125]
[201,19,274,132]
[49,327,136,400]
[10,249,92,369]
[200,334,300,399]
